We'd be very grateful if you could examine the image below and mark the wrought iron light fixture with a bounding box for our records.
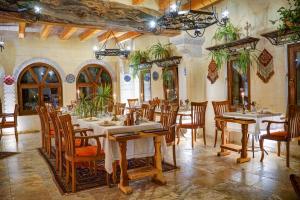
[149,0,229,38]
[94,31,130,60]
[0,37,4,52]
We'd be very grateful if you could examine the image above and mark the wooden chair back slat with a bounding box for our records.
[212,101,230,130]
[40,106,50,137]
[191,101,208,127]
[49,111,62,149]
[115,103,126,115]
[288,105,300,138]
[127,98,138,108]
[59,114,75,157]
[141,103,150,119]
[160,105,179,144]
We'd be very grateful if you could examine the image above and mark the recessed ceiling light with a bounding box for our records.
[34,5,42,14]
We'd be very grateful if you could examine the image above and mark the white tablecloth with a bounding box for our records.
[72,116,164,173]
[223,112,285,136]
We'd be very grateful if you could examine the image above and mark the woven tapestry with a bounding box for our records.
[207,59,218,84]
[257,48,274,83]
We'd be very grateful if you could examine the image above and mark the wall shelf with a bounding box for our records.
[206,37,260,53]
[261,29,300,46]
[152,56,182,68]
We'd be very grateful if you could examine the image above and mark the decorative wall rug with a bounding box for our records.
[38,148,177,194]
[257,48,274,83]
[207,59,218,84]
[0,151,19,159]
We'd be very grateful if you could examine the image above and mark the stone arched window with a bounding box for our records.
[76,64,112,98]
[17,63,63,115]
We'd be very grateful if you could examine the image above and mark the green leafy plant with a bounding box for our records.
[162,70,173,88]
[94,84,112,114]
[213,22,241,43]
[209,49,230,69]
[277,0,300,32]
[128,50,150,78]
[149,42,171,60]
[75,95,94,118]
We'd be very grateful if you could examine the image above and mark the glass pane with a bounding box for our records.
[88,67,100,81]
[100,71,111,84]
[78,72,90,83]
[33,66,47,82]
[231,61,249,107]
[79,87,93,98]
[164,70,177,101]
[45,70,59,83]
[296,52,300,105]
[42,87,60,108]
[22,88,39,111]
[143,72,151,102]
[21,71,36,83]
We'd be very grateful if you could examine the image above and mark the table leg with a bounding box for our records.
[152,135,167,185]
[218,125,230,156]
[237,124,251,163]
[118,141,133,194]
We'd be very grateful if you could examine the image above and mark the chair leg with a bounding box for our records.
[14,126,18,142]
[172,144,176,167]
[194,129,197,142]
[286,141,290,168]
[71,162,76,192]
[191,129,194,149]
[259,139,264,162]
[277,141,281,157]
[0,128,2,141]
[66,160,70,184]
[202,127,206,146]
[55,148,59,171]
[112,161,117,184]
[59,152,63,177]
[176,126,180,145]
[252,135,255,158]
[214,129,218,148]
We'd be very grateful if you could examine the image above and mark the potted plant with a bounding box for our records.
[213,22,241,43]
[94,84,112,115]
[149,42,171,60]
[128,50,150,78]
[277,0,300,32]
[209,49,230,70]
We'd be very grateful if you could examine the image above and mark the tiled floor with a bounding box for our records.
[0,132,299,200]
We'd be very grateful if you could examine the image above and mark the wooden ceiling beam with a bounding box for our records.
[117,32,142,43]
[79,29,100,41]
[18,22,26,38]
[158,0,171,11]
[97,31,124,43]
[182,0,221,10]
[40,25,53,39]
[59,26,78,40]
[132,0,145,5]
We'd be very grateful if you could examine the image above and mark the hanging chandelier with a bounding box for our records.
[94,31,130,60]
[0,37,4,52]
[149,0,229,38]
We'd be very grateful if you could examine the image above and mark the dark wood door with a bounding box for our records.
[288,43,300,107]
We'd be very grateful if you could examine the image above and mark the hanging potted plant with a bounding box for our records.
[150,42,171,60]
[209,49,230,70]
[213,22,241,43]
[128,50,150,78]
[277,0,300,32]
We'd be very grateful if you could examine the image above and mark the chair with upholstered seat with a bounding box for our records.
[0,104,19,142]
[260,105,300,167]
[59,114,106,192]
[212,101,231,148]
[177,101,208,148]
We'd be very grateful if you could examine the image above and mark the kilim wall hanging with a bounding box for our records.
[257,48,274,83]
[207,59,218,84]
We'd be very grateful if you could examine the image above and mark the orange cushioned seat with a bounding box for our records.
[270,131,288,137]
[1,122,16,128]
[75,146,104,157]
[62,138,83,147]
[179,123,198,129]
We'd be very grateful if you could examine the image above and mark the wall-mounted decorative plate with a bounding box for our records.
[152,71,159,81]
[65,74,75,83]
[124,74,131,82]
[144,74,151,82]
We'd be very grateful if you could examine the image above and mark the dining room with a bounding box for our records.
[0,0,300,199]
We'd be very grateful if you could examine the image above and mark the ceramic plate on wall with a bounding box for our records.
[124,74,131,82]
[65,74,75,83]
[152,71,159,81]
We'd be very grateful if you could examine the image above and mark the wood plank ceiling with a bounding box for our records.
[0,0,221,43]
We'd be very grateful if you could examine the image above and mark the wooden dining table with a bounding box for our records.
[215,116,256,164]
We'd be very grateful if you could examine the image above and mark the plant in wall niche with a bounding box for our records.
[209,49,230,70]
[277,0,300,32]
[128,50,150,78]
[213,22,241,43]
[162,70,173,88]
[150,42,171,60]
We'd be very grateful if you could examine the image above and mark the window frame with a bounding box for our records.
[163,66,179,103]
[17,62,63,115]
[140,69,152,102]
[76,64,113,99]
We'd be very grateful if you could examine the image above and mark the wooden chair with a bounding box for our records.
[127,98,138,108]
[160,104,179,166]
[147,104,156,121]
[115,103,126,115]
[212,101,231,148]
[59,114,106,192]
[49,111,90,176]
[259,105,300,167]
[40,106,55,156]
[36,106,46,150]
[141,103,150,119]
[177,101,208,148]
[290,174,300,198]
[0,104,19,142]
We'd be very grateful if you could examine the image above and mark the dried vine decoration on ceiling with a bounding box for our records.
[261,29,300,46]
[207,59,218,84]
[94,31,130,60]
[257,48,274,83]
